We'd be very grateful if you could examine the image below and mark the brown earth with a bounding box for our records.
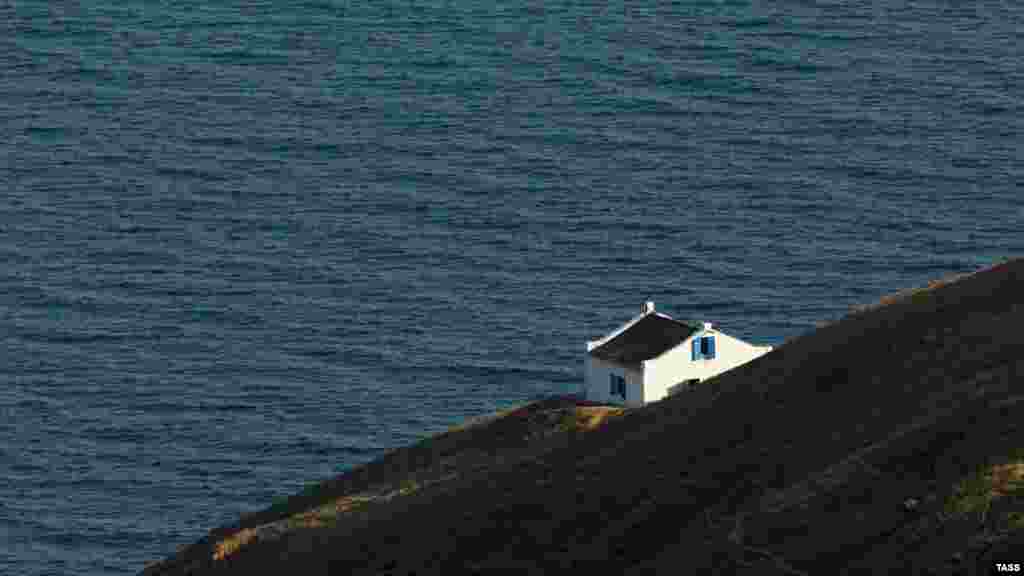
[142,257,1024,575]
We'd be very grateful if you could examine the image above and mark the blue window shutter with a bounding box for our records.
[692,338,699,360]
[707,336,716,359]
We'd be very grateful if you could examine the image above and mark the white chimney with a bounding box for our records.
[643,301,655,314]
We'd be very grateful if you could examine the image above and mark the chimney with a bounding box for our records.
[643,301,655,314]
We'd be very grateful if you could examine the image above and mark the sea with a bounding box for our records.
[1,1,1021,574]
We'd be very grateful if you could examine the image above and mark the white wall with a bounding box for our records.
[642,329,772,404]
[583,354,645,407]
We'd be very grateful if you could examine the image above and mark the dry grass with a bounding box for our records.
[945,452,1024,528]
[213,490,390,561]
[563,406,625,431]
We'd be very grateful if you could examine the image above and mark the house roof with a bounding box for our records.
[587,308,699,364]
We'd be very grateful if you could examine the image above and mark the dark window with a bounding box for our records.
[700,336,716,359]
[694,335,716,360]
[609,374,626,397]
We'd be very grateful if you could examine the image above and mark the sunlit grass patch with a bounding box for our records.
[1007,511,1024,530]
[284,493,377,529]
[944,450,1024,530]
[557,406,625,432]
[213,528,260,561]
[398,477,420,496]
[214,493,379,561]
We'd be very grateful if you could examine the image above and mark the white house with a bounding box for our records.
[583,302,773,407]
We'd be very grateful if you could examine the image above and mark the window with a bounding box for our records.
[701,336,715,358]
[609,373,626,398]
[692,335,716,360]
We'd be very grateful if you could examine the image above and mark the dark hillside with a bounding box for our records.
[143,258,1023,575]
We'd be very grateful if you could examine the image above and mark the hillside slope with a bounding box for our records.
[141,397,625,574]
[143,258,1024,575]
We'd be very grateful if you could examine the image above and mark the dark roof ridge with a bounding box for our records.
[588,305,699,364]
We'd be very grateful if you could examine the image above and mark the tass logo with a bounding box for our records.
[996,563,1021,573]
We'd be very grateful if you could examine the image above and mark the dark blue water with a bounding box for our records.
[1,1,1021,573]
